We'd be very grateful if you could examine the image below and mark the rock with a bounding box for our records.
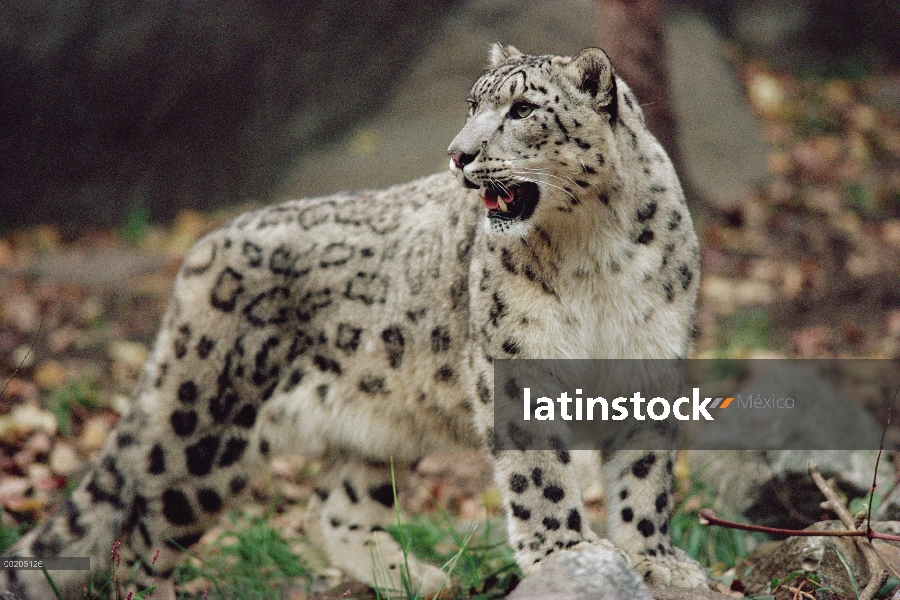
[286,0,598,200]
[675,0,900,72]
[28,250,165,287]
[690,450,892,532]
[690,365,894,530]
[740,521,900,598]
[1,1,456,227]
[507,543,651,600]
[649,590,738,600]
[693,365,885,451]
[664,8,770,209]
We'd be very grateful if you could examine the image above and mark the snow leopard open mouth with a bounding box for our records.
[480,182,539,222]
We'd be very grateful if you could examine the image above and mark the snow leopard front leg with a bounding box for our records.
[467,353,649,598]
[602,450,709,588]
[492,449,606,564]
[479,373,705,594]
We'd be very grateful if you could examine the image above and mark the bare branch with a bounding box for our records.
[810,461,887,600]
[0,314,42,398]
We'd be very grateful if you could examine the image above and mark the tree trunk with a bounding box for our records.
[594,0,682,176]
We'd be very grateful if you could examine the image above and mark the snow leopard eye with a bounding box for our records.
[509,102,535,119]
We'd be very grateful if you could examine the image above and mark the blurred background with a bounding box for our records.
[1,3,900,595]
[1,0,898,227]
[2,0,898,355]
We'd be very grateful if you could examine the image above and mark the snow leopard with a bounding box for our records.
[2,44,706,599]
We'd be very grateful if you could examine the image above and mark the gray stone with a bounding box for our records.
[649,590,741,600]
[693,365,885,450]
[664,8,770,209]
[690,365,894,530]
[508,544,651,600]
[741,521,900,598]
[690,449,893,531]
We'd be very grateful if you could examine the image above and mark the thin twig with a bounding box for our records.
[810,461,887,600]
[809,463,864,529]
[868,386,898,534]
[701,509,864,537]
[0,314,42,397]
[698,508,900,542]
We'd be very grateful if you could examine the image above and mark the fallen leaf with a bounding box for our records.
[33,360,68,390]
[78,416,110,451]
[3,496,46,520]
[10,403,57,435]
[0,477,30,500]
[25,431,52,455]
[50,442,83,476]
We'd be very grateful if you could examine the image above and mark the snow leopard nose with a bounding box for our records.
[448,151,476,169]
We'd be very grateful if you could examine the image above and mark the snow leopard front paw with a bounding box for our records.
[630,545,709,589]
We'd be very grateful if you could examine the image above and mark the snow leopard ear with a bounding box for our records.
[489,43,523,68]
[564,48,618,117]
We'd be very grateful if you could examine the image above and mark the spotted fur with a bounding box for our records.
[2,44,705,598]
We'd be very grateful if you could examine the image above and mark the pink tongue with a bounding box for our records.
[483,189,499,210]
[481,188,513,210]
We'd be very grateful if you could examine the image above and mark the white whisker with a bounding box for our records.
[516,166,578,188]
[511,174,579,205]
[515,168,577,187]
[513,169,581,193]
